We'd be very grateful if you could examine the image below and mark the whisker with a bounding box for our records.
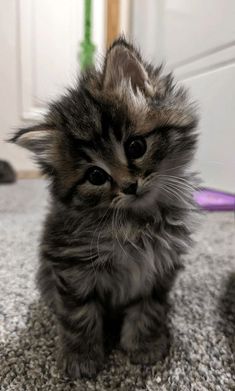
[157,175,198,191]
[89,208,111,279]
[161,183,191,206]
[114,207,128,257]
[162,163,190,172]
[95,208,111,259]
[164,180,194,196]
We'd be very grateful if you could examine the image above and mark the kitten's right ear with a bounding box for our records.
[102,37,153,96]
[10,124,57,155]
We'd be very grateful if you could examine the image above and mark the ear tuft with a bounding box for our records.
[10,124,56,154]
[103,37,153,95]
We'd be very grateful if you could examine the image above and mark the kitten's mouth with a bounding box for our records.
[112,186,157,211]
[120,188,155,210]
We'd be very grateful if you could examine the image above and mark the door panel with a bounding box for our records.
[184,65,235,193]
[131,0,235,192]
[165,0,235,67]
[0,0,105,174]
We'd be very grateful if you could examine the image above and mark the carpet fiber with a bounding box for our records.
[0,179,234,390]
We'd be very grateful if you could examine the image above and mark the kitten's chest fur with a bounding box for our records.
[82,213,185,306]
[43,207,190,308]
[95,227,157,305]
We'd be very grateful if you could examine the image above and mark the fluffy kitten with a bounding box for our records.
[11,38,199,379]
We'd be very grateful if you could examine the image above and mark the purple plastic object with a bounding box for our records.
[194,189,235,211]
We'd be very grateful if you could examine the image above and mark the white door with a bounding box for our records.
[131,0,235,193]
[0,0,105,176]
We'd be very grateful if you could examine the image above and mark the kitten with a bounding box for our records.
[11,37,199,379]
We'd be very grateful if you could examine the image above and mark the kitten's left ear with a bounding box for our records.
[103,37,153,96]
[10,124,57,155]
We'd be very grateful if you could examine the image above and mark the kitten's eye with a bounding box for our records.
[87,167,107,186]
[125,137,147,160]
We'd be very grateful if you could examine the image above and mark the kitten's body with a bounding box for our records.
[12,38,199,378]
[39,197,194,376]
[41,201,191,309]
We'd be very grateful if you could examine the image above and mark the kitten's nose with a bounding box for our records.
[122,181,138,195]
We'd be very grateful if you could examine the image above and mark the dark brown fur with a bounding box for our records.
[11,37,199,379]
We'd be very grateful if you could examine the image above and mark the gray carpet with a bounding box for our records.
[0,179,234,391]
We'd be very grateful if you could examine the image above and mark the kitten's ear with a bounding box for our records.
[10,124,57,155]
[103,37,153,95]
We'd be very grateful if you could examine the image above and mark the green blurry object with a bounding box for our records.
[80,0,96,70]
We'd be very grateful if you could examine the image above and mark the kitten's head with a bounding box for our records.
[11,37,198,213]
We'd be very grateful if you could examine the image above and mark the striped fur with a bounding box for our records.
[11,37,199,379]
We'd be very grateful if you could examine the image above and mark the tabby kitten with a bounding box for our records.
[11,38,199,379]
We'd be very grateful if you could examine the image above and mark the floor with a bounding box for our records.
[0,180,234,391]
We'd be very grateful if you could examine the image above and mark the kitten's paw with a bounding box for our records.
[59,352,103,379]
[127,335,169,365]
[78,358,101,379]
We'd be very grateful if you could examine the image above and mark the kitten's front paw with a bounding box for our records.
[59,351,103,379]
[125,335,169,365]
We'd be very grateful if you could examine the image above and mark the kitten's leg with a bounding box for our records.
[56,289,104,379]
[120,298,169,365]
